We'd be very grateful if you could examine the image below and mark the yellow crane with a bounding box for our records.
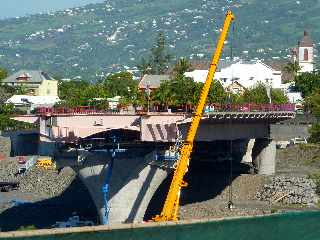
[153,10,235,222]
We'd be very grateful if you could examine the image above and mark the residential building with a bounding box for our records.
[5,95,60,111]
[1,70,58,96]
[185,61,283,91]
[138,74,170,92]
[226,81,246,95]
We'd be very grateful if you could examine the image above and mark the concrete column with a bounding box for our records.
[241,139,255,164]
[252,138,276,175]
[38,136,56,156]
[70,150,170,224]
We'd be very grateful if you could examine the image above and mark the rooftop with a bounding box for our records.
[2,70,55,84]
[138,74,170,89]
[299,31,313,48]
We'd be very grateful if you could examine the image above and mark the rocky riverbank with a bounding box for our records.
[0,158,76,198]
[256,176,319,206]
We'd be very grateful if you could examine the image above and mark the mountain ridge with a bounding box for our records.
[0,0,319,81]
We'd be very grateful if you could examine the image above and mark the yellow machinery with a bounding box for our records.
[153,11,235,222]
[36,158,56,170]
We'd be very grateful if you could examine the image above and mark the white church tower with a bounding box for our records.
[298,31,314,73]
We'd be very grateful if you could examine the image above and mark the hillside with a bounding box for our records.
[0,0,319,80]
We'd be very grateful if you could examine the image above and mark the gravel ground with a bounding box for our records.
[0,158,96,232]
[257,176,319,206]
[179,174,271,220]
[0,158,76,198]
[1,144,320,231]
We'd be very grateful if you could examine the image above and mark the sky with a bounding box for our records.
[0,0,105,19]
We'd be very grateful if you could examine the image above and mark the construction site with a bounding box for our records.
[0,10,320,240]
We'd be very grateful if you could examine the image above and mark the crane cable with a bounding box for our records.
[227,23,235,210]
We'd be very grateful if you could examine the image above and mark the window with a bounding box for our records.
[304,49,309,61]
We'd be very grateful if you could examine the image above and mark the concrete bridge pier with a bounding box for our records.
[252,138,276,175]
[62,150,171,224]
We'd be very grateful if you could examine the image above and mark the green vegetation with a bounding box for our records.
[17,225,37,231]
[308,172,320,195]
[309,124,320,144]
[0,0,320,80]
[0,69,35,131]
[293,71,320,143]
[137,32,172,75]
[0,68,8,81]
[284,61,301,82]
[295,71,320,98]
[0,103,35,131]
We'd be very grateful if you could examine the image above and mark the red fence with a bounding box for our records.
[36,106,119,115]
[36,103,296,116]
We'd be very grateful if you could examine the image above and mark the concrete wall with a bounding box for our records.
[1,130,39,156]
[270,114,316,141]
[271,124,311,141]
[179,122,269,141]
[1,212,320,240]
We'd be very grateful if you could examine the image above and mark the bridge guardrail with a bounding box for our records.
[36,104,296,116]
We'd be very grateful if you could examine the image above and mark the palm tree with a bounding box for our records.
[284,61,301,81]
[173,58,193,76]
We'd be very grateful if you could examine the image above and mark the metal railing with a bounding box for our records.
[206,103,296,112]
[36,103,296,116]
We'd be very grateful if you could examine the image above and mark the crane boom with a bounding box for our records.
[153,11,235,222]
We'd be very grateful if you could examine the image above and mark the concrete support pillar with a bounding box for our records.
[252,138,276,175]
[38,136,56,156]
[70,150,170,224]
[241,139,255,164]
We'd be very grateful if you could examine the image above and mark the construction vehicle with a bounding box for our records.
[36,158,56,170]
[153,11,235,222]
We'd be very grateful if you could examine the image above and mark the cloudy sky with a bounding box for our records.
[0,0,105,19]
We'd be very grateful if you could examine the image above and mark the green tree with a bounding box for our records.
[58,80,91,107]
[0,67,8,81]
[137,57,152,76]
[295,72,320,97]
[138,32,171,75]
[0,104,34,131]
[284,61,301,82]
[309,124,320,143]
[242,83,270,104]
[271,89,289,104]
[306,91,320,118]
[173,58,193,76]
[103,72,137,98]
[152,80,175,108]
[150,32,171,74]
[208,81,227,104]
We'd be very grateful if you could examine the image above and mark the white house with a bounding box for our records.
[185,61,284,90]
[6,95,60,109]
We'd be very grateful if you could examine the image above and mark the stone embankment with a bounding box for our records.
[256,176,319,206]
